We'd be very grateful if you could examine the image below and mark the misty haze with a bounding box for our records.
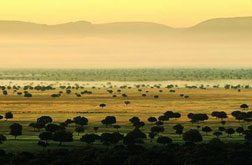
[1,1,252,164]
[1,16,252,68]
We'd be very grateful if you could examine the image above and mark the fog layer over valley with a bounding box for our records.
[1,17,252,68]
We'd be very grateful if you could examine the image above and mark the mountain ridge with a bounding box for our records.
[1,16,252,28]
[0,17,251,68]
[0,16,252,38]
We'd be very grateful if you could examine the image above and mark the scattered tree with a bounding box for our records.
[213,131,222,139]
[240,104,249,111]
[225,128,235,137]
[157,136,172,145]
[53,130,73,145]
[173,124,184,136]
[73,116,88,127]
[202,126,213,135]
[101,116,116,127]
[5,112,13,120]
[9,123,22,139]
[99,103,107,109]
[124,101,131,106]
[81,134,100,144]
[183,129,203,143]
[148,117,157,123]
[236,127,244,135]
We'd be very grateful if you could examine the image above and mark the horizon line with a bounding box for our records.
[0,15,252,29]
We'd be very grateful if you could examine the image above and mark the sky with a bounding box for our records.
[0,0,252,27]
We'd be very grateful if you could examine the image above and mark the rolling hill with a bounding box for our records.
[0,16,251,68]
[0,16,252,38]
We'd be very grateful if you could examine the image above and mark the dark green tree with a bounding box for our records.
[9,123,22,139]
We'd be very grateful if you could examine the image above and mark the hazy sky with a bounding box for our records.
[0,0,252,27]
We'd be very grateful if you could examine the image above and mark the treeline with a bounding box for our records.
[1,68,252,81]
[1,104,252,146]
[1,142,252,165]
[1,107,252,164]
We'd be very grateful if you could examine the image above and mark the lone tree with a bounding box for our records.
[236,127,244,135]
[81,134,100,144]
[37,116,53,126]
[173,112,181,120]
[101,116,116,127]
[130,119,145,128]
[215,111,228,121]
[157,136,172,145]
[129,116,140,125]
[211,111,219,119]
[53,130,73,145]
[231,111,246,121]
[202,126,213,135]
[173,124,184,136]
[148,117,157,124]
[225,128,235,137]
[99,103,107,109]
[124,101,131,106]
[2,90,8,96]
[183,129,203,144]
[142,94,147,97]
[5,112,13,121]
[51,94,61,98]
[158,115,169,122]
[9,123,22,139]
[66,89,71,94]
[73,116,88,127]
[240,104,249,111]
[164,111,174,119]
[213,131,222,139]
[24,92,32,98]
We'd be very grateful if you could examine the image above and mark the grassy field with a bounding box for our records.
[0,80,251,152]
[0,83,251,121]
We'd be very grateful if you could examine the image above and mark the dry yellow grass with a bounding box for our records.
[0,84,251,124]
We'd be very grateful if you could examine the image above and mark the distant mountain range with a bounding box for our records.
[1,16,252,39]
[0,16,252,68]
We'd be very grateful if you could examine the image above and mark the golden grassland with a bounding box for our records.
[0,85,250,123]
[0,81,251,151]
